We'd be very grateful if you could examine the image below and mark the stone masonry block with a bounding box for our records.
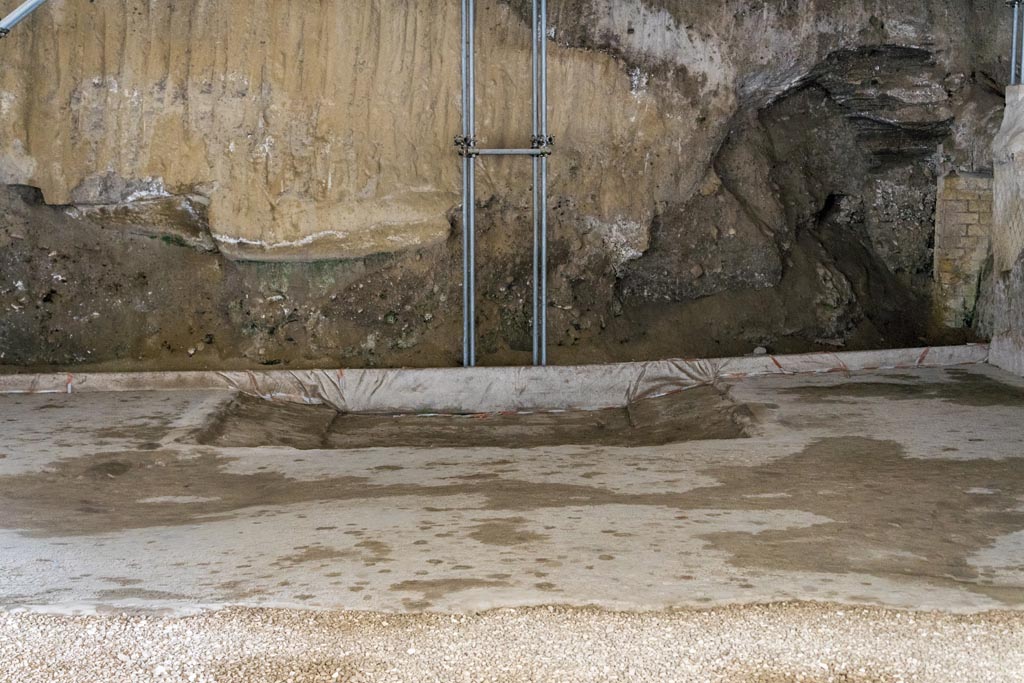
[951,212,980,225]
[958,175,994,190]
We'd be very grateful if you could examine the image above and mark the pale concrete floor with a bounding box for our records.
[0,364,1023,614]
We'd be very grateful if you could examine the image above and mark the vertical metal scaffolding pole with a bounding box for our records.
[539,0,549,366]
[458,0,480,367]
[1013,0,1024,87]
[1014,1,1021,85]
[457,0,553,367]
[467,0,478,366]
[460,0,472,368]
[1015,3,1024,87]
[531,0,541,367]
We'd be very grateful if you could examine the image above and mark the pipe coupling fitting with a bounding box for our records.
[530,135,555,156]
[454,135,479,157]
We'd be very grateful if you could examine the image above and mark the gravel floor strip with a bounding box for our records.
[2,602,1023,682]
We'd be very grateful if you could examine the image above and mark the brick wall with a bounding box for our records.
[933,173,993,328]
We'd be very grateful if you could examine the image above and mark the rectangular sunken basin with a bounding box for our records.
[197,385,752,450]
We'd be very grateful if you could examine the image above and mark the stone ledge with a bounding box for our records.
[208,191,456,262]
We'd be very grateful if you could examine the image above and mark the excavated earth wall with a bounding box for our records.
[0,0,1009,368]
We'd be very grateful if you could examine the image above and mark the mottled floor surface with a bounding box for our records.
[0,364,1023,615]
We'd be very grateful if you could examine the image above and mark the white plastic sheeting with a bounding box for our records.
[0,345,990,413]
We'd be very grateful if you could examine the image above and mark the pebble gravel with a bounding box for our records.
[2,602,1022,683]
